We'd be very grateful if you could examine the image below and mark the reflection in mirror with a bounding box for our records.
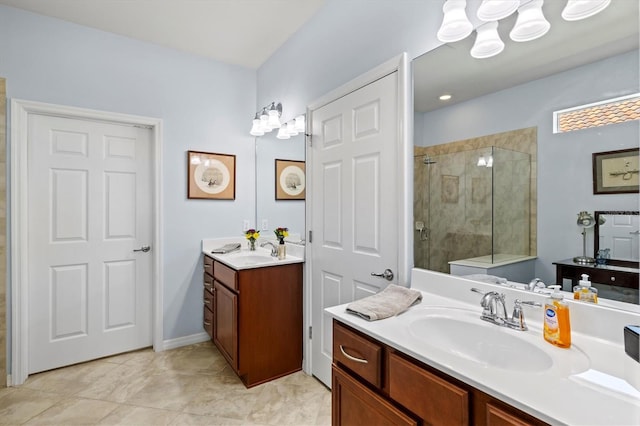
[594,211,640,266]
[412,1,639,309]
[255,131,305,241]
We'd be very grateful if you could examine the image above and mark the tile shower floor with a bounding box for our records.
[0,341,331,425]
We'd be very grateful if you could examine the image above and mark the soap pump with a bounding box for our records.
[543,285,571,348]
[573,274,598,303]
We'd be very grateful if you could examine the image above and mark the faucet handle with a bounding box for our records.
[508,299,542,331]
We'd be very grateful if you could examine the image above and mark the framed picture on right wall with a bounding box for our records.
[593,147,639,194]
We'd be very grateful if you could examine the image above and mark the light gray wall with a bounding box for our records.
[417,51,640,285]
[256,0,445,120]
[0,5,257,343]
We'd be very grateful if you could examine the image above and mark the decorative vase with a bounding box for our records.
[277,237,286,260]
[248,239,256,251]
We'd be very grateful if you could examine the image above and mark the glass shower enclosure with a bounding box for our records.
[414,146,531,273]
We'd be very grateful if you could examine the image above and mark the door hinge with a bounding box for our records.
[309,326,312,339]
[308,230,312,243]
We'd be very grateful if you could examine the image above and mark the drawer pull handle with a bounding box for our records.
[204,298,211,305]
[203,321,211,326]
[339,345,368,364]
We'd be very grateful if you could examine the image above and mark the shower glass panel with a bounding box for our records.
[414,146,530,273]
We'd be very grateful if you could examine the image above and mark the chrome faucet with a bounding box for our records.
[471,288,541,331]
[260,241,278,257]
[526,278,546,292]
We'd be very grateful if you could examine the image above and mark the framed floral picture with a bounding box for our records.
[275,159,305,200]
[187,150,236,200]
[592,148,639,194]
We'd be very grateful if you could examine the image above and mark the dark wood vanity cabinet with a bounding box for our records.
[332,320,547,426]
[202,255,303,387]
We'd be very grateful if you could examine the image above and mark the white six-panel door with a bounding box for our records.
[27,114,153,373]
[310,72,399,386]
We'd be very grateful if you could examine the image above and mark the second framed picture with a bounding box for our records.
[275,159,306,200]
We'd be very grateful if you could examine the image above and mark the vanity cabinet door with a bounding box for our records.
[332,365,417,426]
[213,280,238,371]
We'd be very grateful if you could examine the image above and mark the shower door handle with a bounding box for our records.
[371,269,394,281]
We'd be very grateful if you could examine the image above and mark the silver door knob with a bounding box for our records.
[371,269,394,281]
[133,245,151,253]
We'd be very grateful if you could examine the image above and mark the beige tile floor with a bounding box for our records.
[0,341,331,425]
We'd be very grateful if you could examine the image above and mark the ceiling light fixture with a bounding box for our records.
[510,0,550,42]
[562,0,611,21]
[439,94,453,101]
[437,0,473,43]
[477,0,519,21]
[470,21,504,59]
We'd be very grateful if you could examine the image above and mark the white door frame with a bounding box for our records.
[302,53,412,375]
[10,99,164,386]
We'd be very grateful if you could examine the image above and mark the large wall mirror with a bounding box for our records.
[412,1,639,308]
[255,130,305,241]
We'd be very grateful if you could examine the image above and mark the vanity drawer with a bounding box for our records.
[333,320,382,389]
[203,273,214,291]
[388,351,469,426]
[203,287,214,310]
[203,255,214,276]
[214,261,238,291]
[203,304,213,338]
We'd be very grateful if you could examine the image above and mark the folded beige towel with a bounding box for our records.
[346,284,422,321]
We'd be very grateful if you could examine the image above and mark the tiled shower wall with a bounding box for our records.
[414,127,537,273]
[1,78,6,386]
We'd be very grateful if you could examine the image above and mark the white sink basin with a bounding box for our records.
[210,246,303,270]
[226,254,276,266]
[409,312,553,373]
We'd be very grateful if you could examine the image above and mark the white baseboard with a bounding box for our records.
[162,332,211,351]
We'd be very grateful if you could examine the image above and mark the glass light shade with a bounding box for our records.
[294,115,305,133]
[259,108,270,132]
[287,121,299,136]
[276,123,290,139]
[250,118,264,136]
[267,109,281,129]
[486,155,494,167]
[562,0,611,21]
[470,21,504,59]
[437,0,473,43]
[477,0,519,21]
[477,156,487,166]
[510,0,550,42]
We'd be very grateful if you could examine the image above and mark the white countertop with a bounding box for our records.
[202,237,304,270]
[326,268,640,426]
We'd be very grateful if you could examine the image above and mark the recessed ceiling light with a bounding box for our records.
[439,94,452,101]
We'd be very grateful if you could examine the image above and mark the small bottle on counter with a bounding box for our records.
[277,239,286,260]
[543,285,571,348]
[573,274,598,303]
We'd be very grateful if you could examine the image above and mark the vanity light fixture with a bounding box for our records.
[437,0,473,43]
[437,0,612,59]
[470,21,504,59]
[562,0,611,21]
[249,101,282,136]
[276,115,306,139]
[510,0,550,42]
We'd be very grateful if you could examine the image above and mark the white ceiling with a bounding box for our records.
[414,1,640,112]
[0,0,325,69]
